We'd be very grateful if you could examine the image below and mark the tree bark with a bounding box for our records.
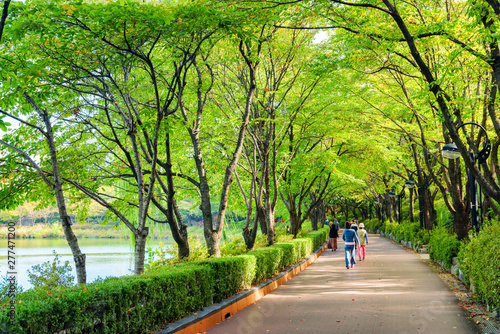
[133,228,148,275]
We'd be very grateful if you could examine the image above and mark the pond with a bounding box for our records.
[0,238,169,290]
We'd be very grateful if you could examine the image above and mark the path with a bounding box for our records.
[204,233,479,334]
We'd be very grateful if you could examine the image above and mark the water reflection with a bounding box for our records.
[0,238,169,290]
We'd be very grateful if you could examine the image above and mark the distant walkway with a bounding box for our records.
[205,233,479,334]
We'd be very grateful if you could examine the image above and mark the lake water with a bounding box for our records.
[0,238,169,290]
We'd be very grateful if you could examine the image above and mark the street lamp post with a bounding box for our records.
[404,173,428,229]
[395,188,406,224]
[441,122,491,233]
[374,198,382,221]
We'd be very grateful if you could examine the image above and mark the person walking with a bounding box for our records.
[357,223,369,261]
[328,220,339,251]
[350,219,359,257]
[342,221,359,269]
[332,218,340,234]
[351,219,358,232]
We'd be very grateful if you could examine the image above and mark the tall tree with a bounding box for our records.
[0,0,87,283]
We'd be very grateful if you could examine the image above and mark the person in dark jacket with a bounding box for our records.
[327,221,339,251]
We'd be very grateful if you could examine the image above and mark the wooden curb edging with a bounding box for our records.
[155,241,328,334]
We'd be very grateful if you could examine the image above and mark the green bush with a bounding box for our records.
[291,238,310,259]
[199,256,256,303]
[458,220,500,310]
[403,223,420,245]
[248,247,283,284]
[413,228,430,247]
[273,242,298,269]
[27,251,74,291]
[382,221,398,235]
[365,218,382,232]
[302,227,327,251]
[1,265,213,333]
[393,224,404,242]
[429,227,461,268]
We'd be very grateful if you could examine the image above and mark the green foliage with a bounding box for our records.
[0,274,23,301]
[273,242,299,268]
[458,220,500,309]
[199,255,256,303]
[145,236,209,270]
[378,221,430,249]
[364,218,382,232]
[26,251,74,291]
[403,223,420,245]
[428,227,461,269]
[248,247,283,284]
[382,221,398,236]
[415,228,431,246]
[2,265,213,333]
[220,234,248,256]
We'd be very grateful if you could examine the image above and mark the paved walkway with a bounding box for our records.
[205,233,479,334]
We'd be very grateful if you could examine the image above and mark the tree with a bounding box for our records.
[3,0,228,273]
[0,1,88,283]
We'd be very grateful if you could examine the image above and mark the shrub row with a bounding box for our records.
[364,219,430,248]
[0,228,328,333]
[428,227,461,268]
[363,218,383,232]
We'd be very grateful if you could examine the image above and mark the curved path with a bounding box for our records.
[204,233,479,334]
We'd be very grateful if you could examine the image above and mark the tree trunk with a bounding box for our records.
[453,204,470,241]
[424,188,437,230]
[60,214,86,284]
[288,194,299,235]
[134,228,149,275]
[385,194,394,223]
[173,199,189,259]
[243,213,259,250]
[310,206,319,230]
[38,102,87,284]
[343,199,349,221]
[257,203,268,235]
[157,134,190,259]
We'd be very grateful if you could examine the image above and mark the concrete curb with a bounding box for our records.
[154,241,328,334]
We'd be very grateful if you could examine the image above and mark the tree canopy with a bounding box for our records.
[2,0,499,279]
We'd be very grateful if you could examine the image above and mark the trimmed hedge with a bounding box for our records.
[199,255,256,303]
[1,228,328,333]
[248,247,284,284]
[2,264,213,333]
[273,242,298,268]
[375,221,430,249]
